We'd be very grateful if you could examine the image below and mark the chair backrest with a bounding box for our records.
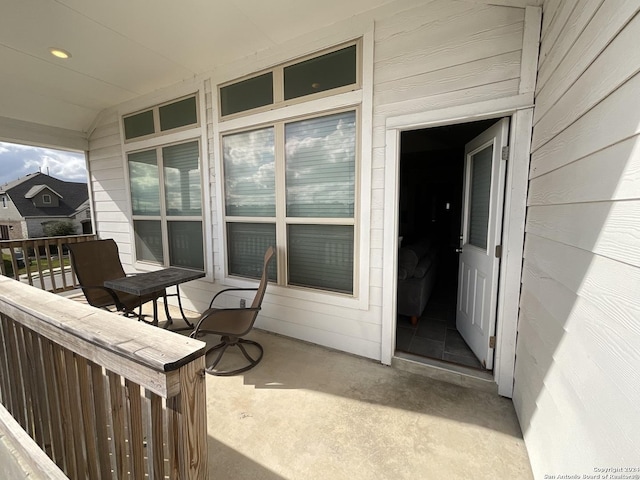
[251,246,276,309]
[67,239,127,308]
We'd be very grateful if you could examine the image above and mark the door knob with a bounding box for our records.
[455,248,463,253]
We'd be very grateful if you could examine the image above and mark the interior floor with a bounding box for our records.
[395,280,483,370]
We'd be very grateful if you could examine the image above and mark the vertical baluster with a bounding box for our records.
[44,240,57,292]
[145,391,165,479]
[5,320,26,428]
[33,240,46,290]
[108,370,129,478]
[167,395,182,480]
[53,343,76,479]
[126,379,146,479]
[22,329,46,447]
[64,350,88,477]
[41,338,65,471]
[76,357,100,479]
[21,240,33,286]
[90,362,114,479]
[0,315,12,409]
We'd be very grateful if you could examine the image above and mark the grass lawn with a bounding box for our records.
[2,253,70,276]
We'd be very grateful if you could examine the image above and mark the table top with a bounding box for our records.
[104,267,205,296]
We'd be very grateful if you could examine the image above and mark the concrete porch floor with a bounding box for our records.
[66,292,533,479]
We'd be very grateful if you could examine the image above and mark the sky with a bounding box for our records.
[0,141,87,186]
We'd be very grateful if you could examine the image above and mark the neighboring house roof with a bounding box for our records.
[24,184,63,199]
[1,172,88,218]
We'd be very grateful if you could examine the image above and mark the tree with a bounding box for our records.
[43,220,76,237]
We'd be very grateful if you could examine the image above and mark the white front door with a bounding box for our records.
[456,118,509,369]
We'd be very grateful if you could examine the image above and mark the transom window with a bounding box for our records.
[219,42,359,118]
[123,94,199,141]
[222,110,357,294]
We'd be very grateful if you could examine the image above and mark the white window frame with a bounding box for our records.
[215,35,373,310]
[127,139,204,270]
[120,84,212,278]
[222,107,360,295]
[42,194,51,204]
[122,93,201,144]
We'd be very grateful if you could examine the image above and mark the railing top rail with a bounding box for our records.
[0,233,96,248]
[0,276,205,398]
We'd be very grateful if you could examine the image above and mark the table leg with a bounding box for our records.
[152,299,158,327]
[163,293,172,327]
[175,285,194,329]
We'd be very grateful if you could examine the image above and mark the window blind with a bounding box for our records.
[227,223,277,281]
[468,145,492,250]
[223,128,276,217]
[285,111,355,218]
[288,224,353,294]
[128,150,160,216]
[163,141,201,216]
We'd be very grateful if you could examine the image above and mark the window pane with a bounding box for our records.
[284,45,357,100]
[220,72,274,116]
[227,223,277,281]
[468,145,492,249]
[288,224,353,294]
[223,128,275,217]
[168,221,204,270]
[285,111,355,217]
[163,141,201,216]
[159,96,198,131]
[134,220,163,264]
[129,150,160,215]
[124,110,155,139]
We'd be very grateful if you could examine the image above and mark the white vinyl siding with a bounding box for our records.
[87,0,528,362]
[514,0,640,477]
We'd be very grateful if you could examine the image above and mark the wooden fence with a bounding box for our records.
[0,234,97,292]
[0,276,208,479]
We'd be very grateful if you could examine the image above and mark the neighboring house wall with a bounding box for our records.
[87,0,528,361]
[30,191,60,208]
[25,217,82,238]
[0,195,27,239]
[513,1,640,476]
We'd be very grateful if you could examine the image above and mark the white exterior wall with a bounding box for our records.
[87,0,528,362]
[513,0,640,477]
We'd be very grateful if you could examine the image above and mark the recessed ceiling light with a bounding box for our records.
[49,48,71,59]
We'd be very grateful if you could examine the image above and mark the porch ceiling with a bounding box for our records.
[0,0,396,135]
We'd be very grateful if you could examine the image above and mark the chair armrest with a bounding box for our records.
[208,287,258,309]
[192,306,262,336]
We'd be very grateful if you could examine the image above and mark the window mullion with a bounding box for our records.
[274,122,287,286]
[273,67,284,104]
[157,146,170,266]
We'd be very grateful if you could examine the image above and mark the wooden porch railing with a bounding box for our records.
[0,276,208,479]
[0,234,97,292]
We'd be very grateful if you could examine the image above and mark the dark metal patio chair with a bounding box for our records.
[190,245,275,376]
[66,239,166,321]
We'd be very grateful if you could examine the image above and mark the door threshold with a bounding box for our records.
[392,351,497,395]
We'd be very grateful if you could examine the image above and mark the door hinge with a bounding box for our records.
[495,245,502,258]
[501,146,510,161]
[489,336,496,349]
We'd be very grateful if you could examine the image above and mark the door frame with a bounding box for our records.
[381,96,534,398]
